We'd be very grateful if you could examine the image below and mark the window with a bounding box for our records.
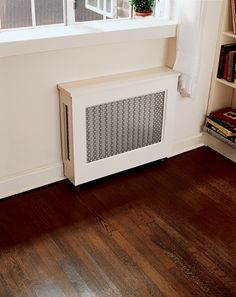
[0,0,173,31]
[0,0,178,58]
[0,0,179,30]
[0,0,126,29]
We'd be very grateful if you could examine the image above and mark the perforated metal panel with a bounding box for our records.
[86,91,165,163]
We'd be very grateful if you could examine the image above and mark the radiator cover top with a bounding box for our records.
[86,91,165,163]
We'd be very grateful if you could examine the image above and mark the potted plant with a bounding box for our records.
[129,0,155,17]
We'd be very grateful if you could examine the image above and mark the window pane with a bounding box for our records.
[87,0,97,7]
[106,0,111,13]
[79,0,130,20]
[115,0,130,18]
[0,0,32,29]
[99,0,103,11]
[75,0,103,22]
[35,0,64,25]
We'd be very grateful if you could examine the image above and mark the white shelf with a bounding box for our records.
[215,78,236,88]
[222,30,236,38]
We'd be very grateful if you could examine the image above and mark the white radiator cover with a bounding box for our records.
[58,67,179,186]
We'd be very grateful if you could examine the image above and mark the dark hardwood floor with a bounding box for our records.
[0,147,235,297]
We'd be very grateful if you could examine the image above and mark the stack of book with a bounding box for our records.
[217,43,236,82]
[206,107,236,148]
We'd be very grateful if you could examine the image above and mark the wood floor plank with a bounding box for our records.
[0,147,235,297]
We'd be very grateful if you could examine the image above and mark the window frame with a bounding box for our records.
[0,0,179,59]
[0,0,179,31]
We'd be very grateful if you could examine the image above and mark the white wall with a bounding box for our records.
[0,39,169,197]
[0,1,222,198]
[170,0,222,155]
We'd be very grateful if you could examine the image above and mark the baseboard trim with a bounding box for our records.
[169,133,205,158]
[0,163,65,200]
[204,133,236,163]
[0,134,205,200]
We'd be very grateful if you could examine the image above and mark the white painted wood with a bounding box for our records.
[170,133,204,158]
[206,0,236,162]
[30,0,36,27]
[215,78,236,89]
[66,0,76,25]
[223,31,236,38]
[0,133,206,200]
[205,134,236,163]
[58,67,179,185]
[0,19,177,58]
[63,0,67,25]
[59,91,76,184]
[0,163,65,200]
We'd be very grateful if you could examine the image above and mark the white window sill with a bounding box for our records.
[0,18,177,58]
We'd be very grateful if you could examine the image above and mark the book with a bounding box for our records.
[206,122,236,142]
[209,107,236,132]
[206,127,236,148]
[234,58,236,83]
[223,53,230,80]
[217,43,236,78]
[206,118,236,137]
[230,0,236,35]
[227,50,236,82]
[207,114,236,132]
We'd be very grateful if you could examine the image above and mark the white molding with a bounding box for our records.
[169,133,205,158]
[0,133,206,200]
[204,133,236,163]
[0,163,65,200]
[0,19,177,58]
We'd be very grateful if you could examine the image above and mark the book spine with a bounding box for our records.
[217,45,225,78]
[208,114,236,132]
[234,57,236,83]
[206,127,236,148]
[227,51,236,82]
[206,118,235,137]
[223,53,230,80]
[206,123,236,142]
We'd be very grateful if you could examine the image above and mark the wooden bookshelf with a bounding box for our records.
[206,1,236,162]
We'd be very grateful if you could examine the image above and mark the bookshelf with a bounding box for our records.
[206,0,236,162]
[216,77,236,89]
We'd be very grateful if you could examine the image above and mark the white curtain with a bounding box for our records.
[173,0,208,98]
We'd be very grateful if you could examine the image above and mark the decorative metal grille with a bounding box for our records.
[86,91,165,163]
